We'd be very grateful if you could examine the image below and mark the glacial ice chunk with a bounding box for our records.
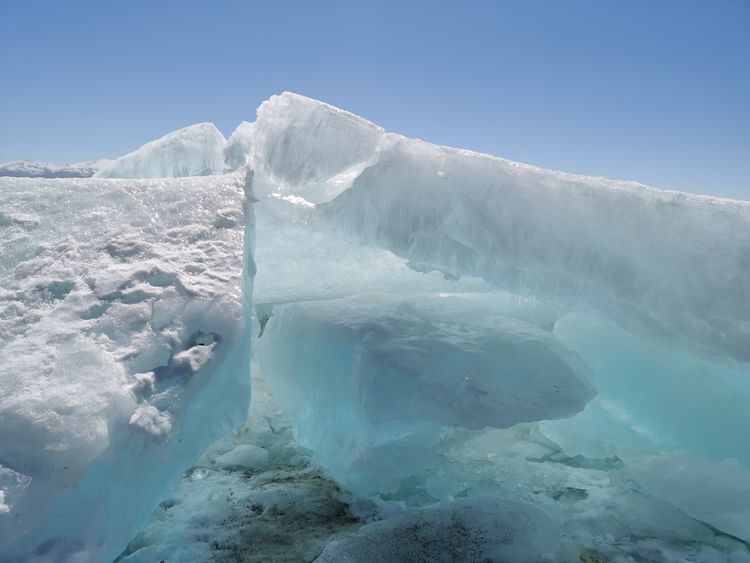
[95,123,227,178]
[259,293,594,492]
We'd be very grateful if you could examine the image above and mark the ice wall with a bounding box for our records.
[95,123,227,178]
[0,172,253,561]
[247,93,750,546]
[251,92,750,365]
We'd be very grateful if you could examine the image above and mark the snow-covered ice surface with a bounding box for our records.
[2,91,750,562]
[0,160,114,178]
[0,173,253,561]
[95,123,227,179]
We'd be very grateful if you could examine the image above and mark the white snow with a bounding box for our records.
[95,123,227,178]
[129,405,173,439]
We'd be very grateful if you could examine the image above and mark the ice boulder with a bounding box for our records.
[95,123,226,178]
[250,92,384,204]
[224,121,255,171]
[0,171,254,561]
[259,293,594,492]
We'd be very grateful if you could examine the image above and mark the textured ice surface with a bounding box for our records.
[0,173,253,561]
[95,123,226,178]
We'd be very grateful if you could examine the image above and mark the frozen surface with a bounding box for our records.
[95,123,226,179]
[0,173,253,561]
[0,159,113,178]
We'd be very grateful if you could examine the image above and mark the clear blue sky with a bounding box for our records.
[1,0,748,199]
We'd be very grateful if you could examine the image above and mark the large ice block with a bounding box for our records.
[259,293,594,492]
[251,92,750,363]
[95,123,226,178]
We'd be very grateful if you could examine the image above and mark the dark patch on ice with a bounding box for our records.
[35,280,75,301]
[81,303,110,321]
[105,240,143,260]
[552,486,589,503]
[255,303,274,338]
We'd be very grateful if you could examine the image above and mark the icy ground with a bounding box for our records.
[1,92,750,562]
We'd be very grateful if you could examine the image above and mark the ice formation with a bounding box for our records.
[0,173,254,561]
[95,123,227,178]
[247,93,750,555]
[224,121,255,172]
[251,93,750,364]
[1,91,749,561]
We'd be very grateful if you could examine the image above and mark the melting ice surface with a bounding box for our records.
[1,92,750,562]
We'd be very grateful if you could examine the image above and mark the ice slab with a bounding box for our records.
[259,293,594,492]
[0,172,253,561]
[251,92,750,364]
[95,123,226,178]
